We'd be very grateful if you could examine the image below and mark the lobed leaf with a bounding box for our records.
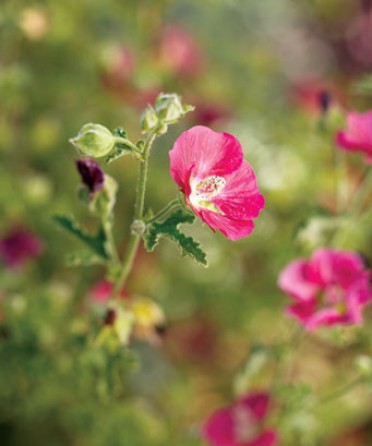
[143,209,207,266]
[52,215,108,259]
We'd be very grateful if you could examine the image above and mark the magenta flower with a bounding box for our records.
[157,24,203,77]
[278,248,371,331]
[88,280,127,304]
[336,111,372,163]
[169,126,265,241]
[0,226,44,268]
[202,392,278,446]
[76,158,104,197]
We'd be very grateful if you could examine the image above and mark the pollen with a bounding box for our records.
[189,175,226,210]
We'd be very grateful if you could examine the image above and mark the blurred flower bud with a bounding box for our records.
[155,93,194,125]
[76,158,104,198]
[69,123,115,158]
[140,105,159,133]
[131,296,166,344]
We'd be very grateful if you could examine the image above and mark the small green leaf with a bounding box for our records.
[143,209,207,266]
[114,127,127,138]
[52,215,108,259]
[105,143,133,164]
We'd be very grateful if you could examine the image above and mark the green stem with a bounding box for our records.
[332,168,372,247]
[114,136,143,159]
[146,199,180,223]
[112,131,156,299]
[272,325,305,389]
[102,219,119,265]
[320,378,362,404]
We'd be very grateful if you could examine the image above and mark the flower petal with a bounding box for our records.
[336,111,372,162]
[278,260,319,301]
[309,248,368,289]
[245,430,279,446]
[239,393,271,422]
[202,405,235,446]
[169,126,243,190]
[199,209,255,241]
[211,161,265,220]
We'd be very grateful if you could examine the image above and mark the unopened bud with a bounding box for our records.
[140,106,159,133]
[69,123,115,158]
[155,93,194,125]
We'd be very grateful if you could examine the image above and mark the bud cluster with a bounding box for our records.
[140,93,194,134]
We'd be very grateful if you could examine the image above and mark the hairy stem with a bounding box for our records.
[112,131,156,299]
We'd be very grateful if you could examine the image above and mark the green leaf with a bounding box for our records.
[143,209,207,266]
[105,143,133,164]
[52,215,108,259]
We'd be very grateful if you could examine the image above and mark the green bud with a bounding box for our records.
[69,123,115,158]
[140,105,159,133]
[155,93,194,125]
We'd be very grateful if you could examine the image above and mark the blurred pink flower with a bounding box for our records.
[169,126,265,241]
[289,80,343,116]
[100,45,136,89]
[202,392,278,446]
[89,280,127,304]
[0,226,44,268]
[193,102,232,126]
[157,24,203,77]
[278,248,371,331]
[336,110,372,163]
[346,12,372,67]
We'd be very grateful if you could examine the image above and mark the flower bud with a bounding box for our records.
[155,93,193,124]
[140,105,159,133]
[69,123,115,158]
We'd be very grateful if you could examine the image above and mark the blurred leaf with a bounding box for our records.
[143,209,207,266]
[52,215,108,259]
[351,75,372,95]
[65,250,106,266]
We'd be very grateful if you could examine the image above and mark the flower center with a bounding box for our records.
[233,405,258,442]
[316,285,347,314]
[189,175,226,211]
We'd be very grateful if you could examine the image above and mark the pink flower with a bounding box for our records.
[336,111,372,163]
[88,280,127,304]
[0,226,44,268]
[157,24,203,77]
[278,248,371,331]
[100,45,136,88]
[169,126,265,241]
[289,80,343,116]
[202,392,278,446]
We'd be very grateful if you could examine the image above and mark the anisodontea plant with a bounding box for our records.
[54,92,265,349]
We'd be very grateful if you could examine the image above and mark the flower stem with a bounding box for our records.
[320,377,362,404]
[102,219,119,265]
[111,131,156,299]
[332,168,372,246]
[146,199,181,223]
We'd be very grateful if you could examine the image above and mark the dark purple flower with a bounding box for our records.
[0,226,44,268]
[76,158,104,196]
